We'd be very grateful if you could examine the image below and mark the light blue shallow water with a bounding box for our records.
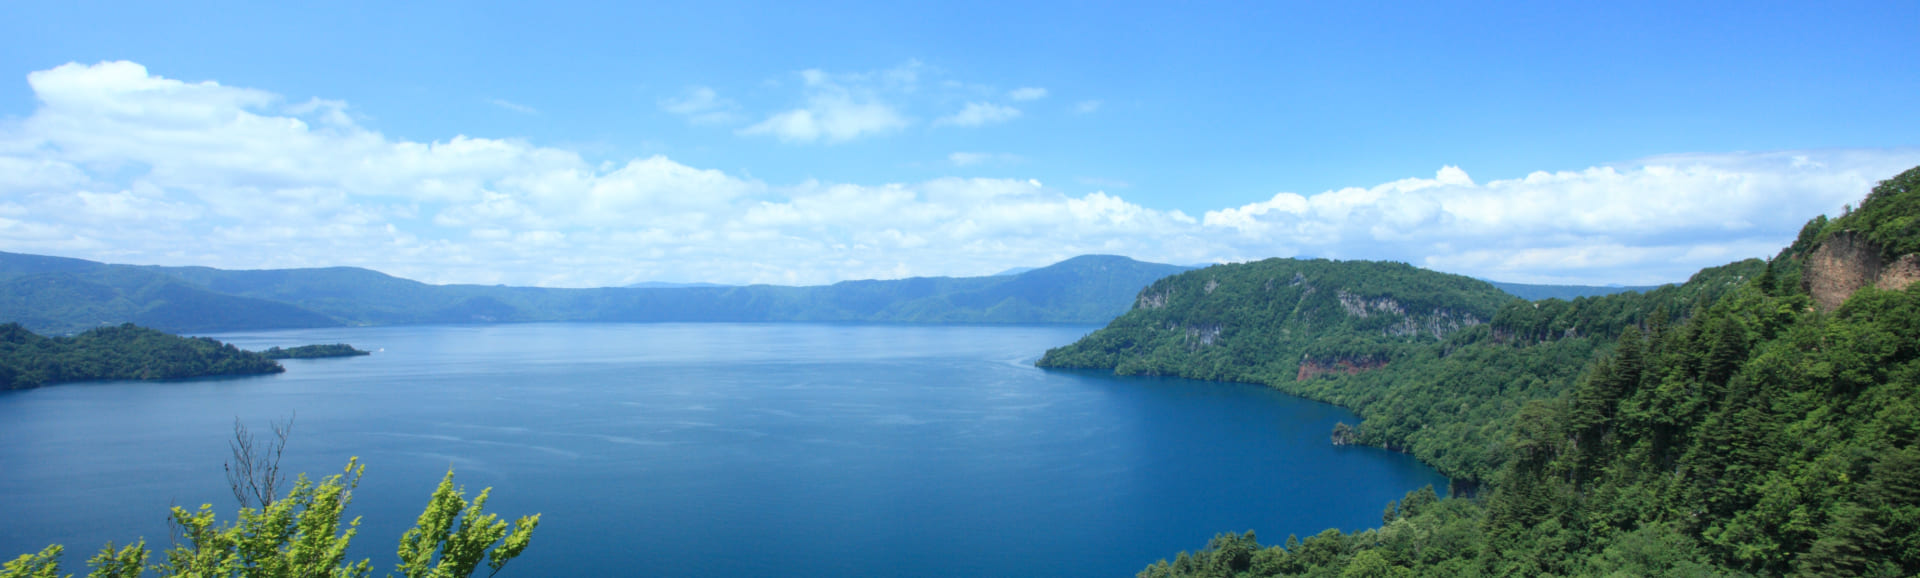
[0,323,1444,576]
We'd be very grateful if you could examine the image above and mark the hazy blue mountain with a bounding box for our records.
[993,266,1038,276]
[0,252,1193,333]
[0,254,342,335]
[1486,280,1662,301]
[623,281,736,289]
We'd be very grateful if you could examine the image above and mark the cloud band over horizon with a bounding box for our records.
[3,61,1918,288]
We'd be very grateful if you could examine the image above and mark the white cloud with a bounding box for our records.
[6,61,1920,287]
[739,67,911,143]
[935,102,1020,127]
[739,102,907,143]
[1007,87,1048,101]
[1073,100,1102,114]
[658,86,738,125]
[1198,154,1920,283]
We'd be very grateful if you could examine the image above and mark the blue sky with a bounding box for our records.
[1,1,1917,286]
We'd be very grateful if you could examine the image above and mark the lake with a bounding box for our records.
[0,323,1445,576]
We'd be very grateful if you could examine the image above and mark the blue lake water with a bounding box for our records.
[0,323,1444,576]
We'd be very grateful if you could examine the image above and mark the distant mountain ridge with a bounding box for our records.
[0,253,1194,334]
[623,281,735,289]
[1486,280,1660,301]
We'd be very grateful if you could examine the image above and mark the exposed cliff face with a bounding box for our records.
[1890,255,1920,293]
[1803,231,1920,311]
[1335,289,1485,339]
[1136,288,1171,309]
[1174,322,1223,351]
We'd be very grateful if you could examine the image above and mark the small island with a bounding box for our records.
[259,344,371,359]
[0,323,284,390]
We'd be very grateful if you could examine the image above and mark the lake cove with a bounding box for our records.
[0,323,1444,577]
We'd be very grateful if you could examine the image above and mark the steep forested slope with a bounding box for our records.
[1040,257,1753,482]
[1125,166,1920,576]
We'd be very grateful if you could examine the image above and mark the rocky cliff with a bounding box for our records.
[1802,230,1920,311]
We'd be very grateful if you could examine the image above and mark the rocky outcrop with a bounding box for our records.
[1884,254,1920,294]
[1387,309,1485,339]
[1336,290,1485,339]
[1297,355,1387,381]
[1136,288,1172,310]
[1331,422,1359,446]
[1179,323,1223,351]
[1336,290,1406,318]
[1803,231,1920,312]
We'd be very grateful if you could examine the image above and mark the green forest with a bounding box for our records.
[0,323,284,390]
[1038,255,1756,484]
[1050,166,1920,576]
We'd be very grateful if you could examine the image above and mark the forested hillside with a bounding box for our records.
[0,323,283,389]
[0,254,1191,334]
[1039,257,1753,482]
[0,253,344,335]
[1122,166,1920,576]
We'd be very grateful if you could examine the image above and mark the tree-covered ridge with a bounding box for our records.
[1489,260,1758,345]
[1038,256,1760,482]
[0,323,283,390]
[1813,165,1920,261]
[258,344,369,359]
[0,269,343,336]
[1136,165,1920,576]
[1037,258,1513,379]
[1139,268,1920,577]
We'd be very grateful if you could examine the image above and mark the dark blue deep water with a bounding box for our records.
[0,323,1444,576]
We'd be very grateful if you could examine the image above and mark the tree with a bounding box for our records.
[84,542,147,578]
[160,459,372,577]
[0,546,61,578]
[393,472,540,578]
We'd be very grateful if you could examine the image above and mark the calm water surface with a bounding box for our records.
[0,323,1444,576]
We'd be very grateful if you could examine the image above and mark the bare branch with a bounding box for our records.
[224,413,295,509]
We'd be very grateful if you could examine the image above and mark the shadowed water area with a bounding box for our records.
[0,323,1444,576]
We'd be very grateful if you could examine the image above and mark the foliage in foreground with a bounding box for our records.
[0,460,539,578]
